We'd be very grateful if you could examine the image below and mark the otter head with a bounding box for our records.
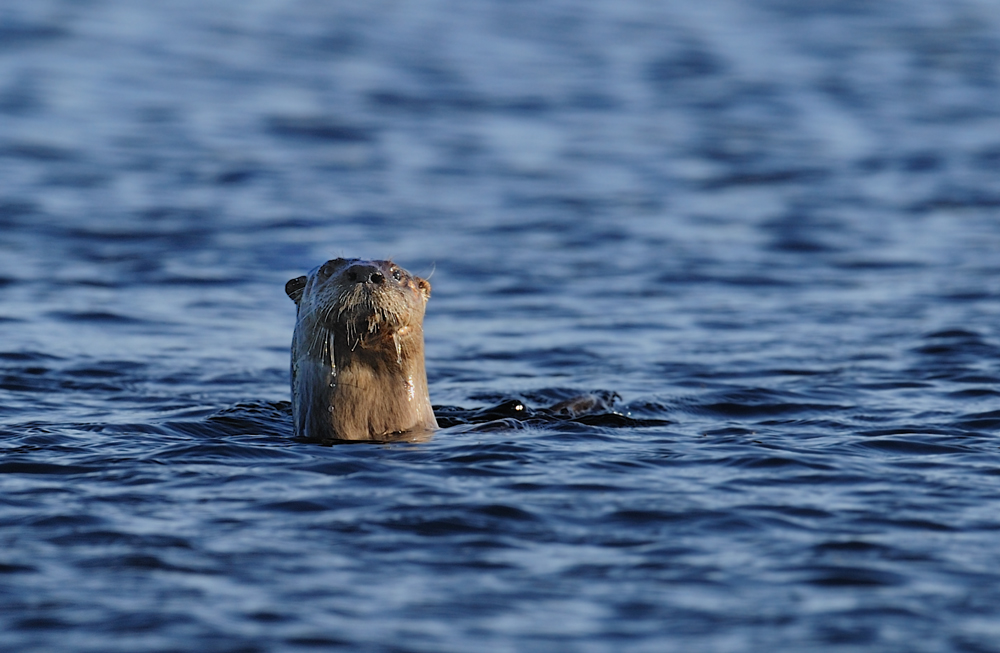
[286,258,431,351]
[286,258,436,441]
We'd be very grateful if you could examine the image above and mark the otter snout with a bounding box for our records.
[345,264,385,285]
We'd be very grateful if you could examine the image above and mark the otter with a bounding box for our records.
[285,258,437,441]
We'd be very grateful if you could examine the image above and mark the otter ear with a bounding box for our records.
[285,276,308,304]
[416,277,431,302]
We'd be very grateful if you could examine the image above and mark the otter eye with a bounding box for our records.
[391,268,403,282]
[320,259,342,277]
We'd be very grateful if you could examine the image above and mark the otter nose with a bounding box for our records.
[345,264,385,285]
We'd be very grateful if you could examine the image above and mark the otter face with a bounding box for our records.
[287,257,438,441]
[286,258,431,347]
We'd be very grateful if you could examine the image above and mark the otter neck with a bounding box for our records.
[319,326,435,440]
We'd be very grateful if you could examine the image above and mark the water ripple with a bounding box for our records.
[1,0,999,650]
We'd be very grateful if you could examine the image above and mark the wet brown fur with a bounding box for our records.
[286,258,437,441]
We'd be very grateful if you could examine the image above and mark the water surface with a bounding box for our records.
[2,0,1000,651]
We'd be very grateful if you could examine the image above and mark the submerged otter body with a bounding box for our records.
[285,258,437,441]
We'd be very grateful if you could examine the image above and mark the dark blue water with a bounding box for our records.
[3,1,1000,650]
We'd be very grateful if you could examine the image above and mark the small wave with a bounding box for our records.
[0,461,98,475]
[46,310,146,324]
[266,115,374,143]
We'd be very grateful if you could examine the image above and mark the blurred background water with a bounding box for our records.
[2,0,1000,651]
